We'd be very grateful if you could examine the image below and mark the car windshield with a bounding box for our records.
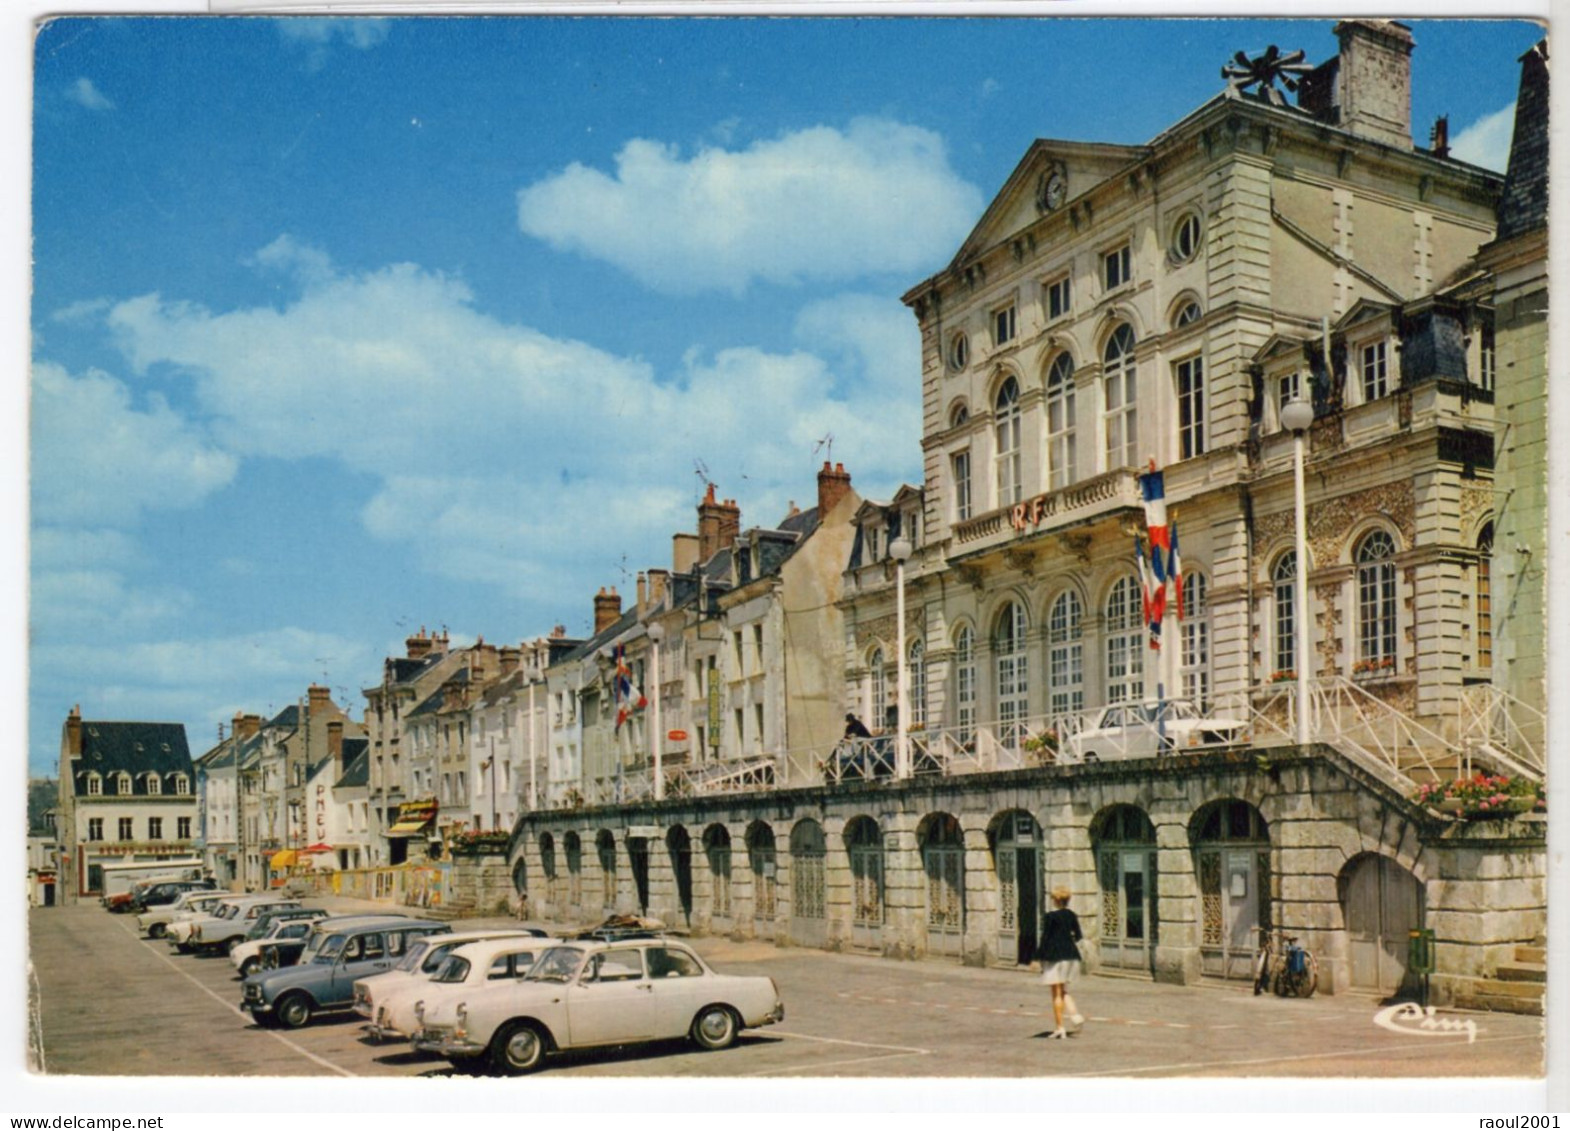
[525,947,584,983]
[314,935,347,962]
[421,942,459,973]
[395,939,432,973]
[431,956,470,984]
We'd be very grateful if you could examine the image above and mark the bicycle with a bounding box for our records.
[1252,925,1319,998]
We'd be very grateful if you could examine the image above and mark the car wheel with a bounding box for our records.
[690,1005,738,1051]
[148,923,166,939]
[239,958,260,978]
[276,993,313,1030]
[227,938,243,955]
[489,1021,548,1075]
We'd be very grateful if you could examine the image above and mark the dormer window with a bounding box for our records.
[173,774,189,795]
[114,772,132,795]
[1360,340,1389,401]
[866,525,882,562]
[993,303,1017,347]
[1276,372,1302,431]
[146,774,161,795]
[86,773,102,796]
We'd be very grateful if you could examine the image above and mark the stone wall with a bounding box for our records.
[496,748,1544,1006]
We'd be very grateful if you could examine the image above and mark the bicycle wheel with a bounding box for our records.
[1297,951,1319,998]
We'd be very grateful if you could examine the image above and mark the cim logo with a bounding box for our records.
[1372,1001,1480,1044]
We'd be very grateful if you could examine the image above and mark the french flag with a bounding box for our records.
[1170,523,1185,621]
[1139,462,1170,552]
[613,643,647,733]
[1135,536,1164,650]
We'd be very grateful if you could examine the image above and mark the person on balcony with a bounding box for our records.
[843,713,872,739]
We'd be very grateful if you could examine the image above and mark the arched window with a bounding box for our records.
[1174,299,1203,329]
[115,772,132,796]
[1181,572,1211,708]
[86,772,101,797]
[1045,353,1076,491]
[995,377,1022,507]
[1047,591,1084,718]
[1475,524,1493,670]
[146,773,162,795]
[1357,531,1398,673]
[1105,575,1145,704]
[172,774,189,795]
[868,647,887,732]
[908,639,927,729]
[1103,324,1138,470]
[953,626,977,743]
[1273,552,1297,679]
[949,402,969,429]
[995,600,1029,739]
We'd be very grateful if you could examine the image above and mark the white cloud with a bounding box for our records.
[29,361,238,526]
[99,242,922,594]
[276,17,390,50]
[67,77,113,111]
[1450,101,1516,173]
[517,118,983,293]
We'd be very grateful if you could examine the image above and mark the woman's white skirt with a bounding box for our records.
[1040,959,1081,986]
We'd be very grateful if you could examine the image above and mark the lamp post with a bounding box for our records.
[890,536,913,779]
[647,623,665,801]
[483,737,498,831]
[1281,395,1315,747]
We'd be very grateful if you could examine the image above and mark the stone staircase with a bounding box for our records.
[1457,942,1546,1015]
[423,897,477,922]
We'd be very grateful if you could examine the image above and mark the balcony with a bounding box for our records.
[951,469,1142,558]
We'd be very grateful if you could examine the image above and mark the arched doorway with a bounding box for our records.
[563,831,583,912]
[990,809,1042,965]
[704,824,733,924]
[595,829,618,913]
[666,825,693,927]
[1193,799,1270,981]
[790,819,826,947]
[626,835,650,915]
[845,816,885,951]
[919,812,966,960]
[746,821,777,940]
[510,854,528,902]
[1341,854,1425,997]
[1092,805,1158,973]
[539,832,563,912]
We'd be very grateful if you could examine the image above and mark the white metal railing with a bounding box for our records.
[1456,684,1545,779]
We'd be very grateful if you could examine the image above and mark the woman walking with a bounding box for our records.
[1038,886,1085,1039]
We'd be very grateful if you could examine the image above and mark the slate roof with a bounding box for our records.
[1496,41,1549,242]
[334,743,370,790]
[407,667,469,720]
[266,704,301,730]
[68,721,193,797]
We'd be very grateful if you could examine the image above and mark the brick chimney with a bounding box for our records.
[65,705,82,760]
[307,684,332,713]
[818,461,853,517]
[499,646,522,677]
[1333,20,1414,149]
[233,713,262,740]
[636,571,648,613]
[327,720,345,778]
[647,568,670,609]
[697,484,741,561]
[469,638,499,682]
[594,587,622,634]
[672,532,700,574]
[406,628,434,659]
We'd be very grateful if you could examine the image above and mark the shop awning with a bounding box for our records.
[387,800,438,838]
[301,843,335,855]
[269,849,298,869]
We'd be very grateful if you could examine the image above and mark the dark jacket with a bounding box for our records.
[1037,907,1083,964]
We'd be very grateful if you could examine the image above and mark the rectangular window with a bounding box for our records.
[1276,372,1301,429]
[178,816,192,840]
[952,451,972,521]
[754,703,765,753]
[734,707,745,751]
[148,817,163,841]
[88,818,103,841]
[1478,324,1495,392]
[1103,243,1132,291]
[993,303,1017,346]
[118,817,133,841]
[1047,274,1072,321]
[1176,355,1206,459]
[732,631,743,671]
[1360,341,1388,401]
[752,624,764,673]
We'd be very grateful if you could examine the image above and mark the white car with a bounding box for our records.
[231,917,323,978]
[367,935,560,1045]
[412,937,784,1075]
[354,927,549,1040]
[168,897,299,953]
[1065,698,1249,762]
[138,890,228,939]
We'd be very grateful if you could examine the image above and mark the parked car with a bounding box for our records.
[257,913,414,971]
[230,916,327,978]
[355,928,552,1042]
[1064,698,1249,762]
[411,937,784,1075]
[138,889,228,938]
[242,918,451,1029]
[168,896,301,954]
[130,879,215,914]
[370,936,561,1047]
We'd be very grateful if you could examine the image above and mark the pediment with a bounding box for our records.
[1334,298,1397,334]
[948,139,1149,270]
[1252,333,1315,367]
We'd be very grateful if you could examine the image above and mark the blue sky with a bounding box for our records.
[26,14,1545,777]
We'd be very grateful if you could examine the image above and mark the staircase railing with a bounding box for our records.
[1456,684,1545,779]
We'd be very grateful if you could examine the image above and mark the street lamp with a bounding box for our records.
[647,623,665,801]
[890,536,913,779]
[482,737,498,831]
[1281,395,1315,747]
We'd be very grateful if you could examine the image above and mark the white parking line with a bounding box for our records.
[1064,1032,1542,1077]
[744,1030,933,1077]
[115,917,355,1078]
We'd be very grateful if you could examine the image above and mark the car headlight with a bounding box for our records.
[455,1002,468,1040]
[414,1000,425,1024]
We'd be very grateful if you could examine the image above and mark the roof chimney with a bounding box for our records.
[818,461,853,517]
[307,684,332,712]
[65,705,82,760]
[499,646,522,677]
[697,483,741,561]
[406,628,433,659]
[327,720,345,778]
[1333,20,1414,149]
[233,713,262,740]
[647,568,670,610]
[636,571,648,614]
[594,586,623,634]
[672,532,700,574]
